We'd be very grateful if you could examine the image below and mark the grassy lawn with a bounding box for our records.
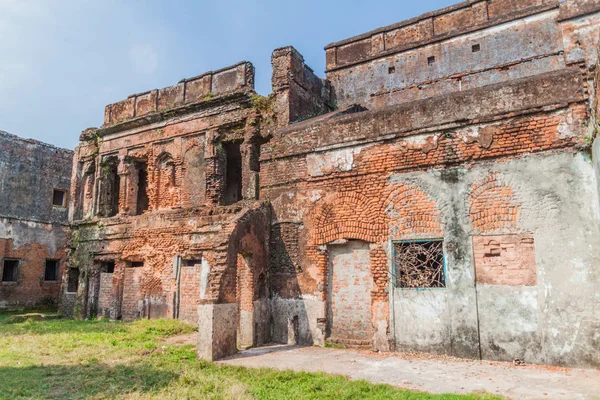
[0,312,501,400]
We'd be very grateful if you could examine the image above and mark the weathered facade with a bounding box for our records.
[0,131,72,309]
[66,0,600,368]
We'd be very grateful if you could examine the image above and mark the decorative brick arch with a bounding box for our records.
[468,173,521,233]
[383,184,442,238]
[311,191,387,246]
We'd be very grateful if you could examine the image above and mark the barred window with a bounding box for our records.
[394,240,445,288]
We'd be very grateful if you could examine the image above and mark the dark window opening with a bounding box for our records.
[223,141,243,205]
[99,158,120,217]
[388,66,396,74]
[131,262,144,268]
[52,190,67,207]
[394,241,445,288]
[2,260,19,282]
[67,268,80,293]
[182,259,202,267]
[102,261,115,273]
[257,272,267,299]
[427,56,436,65]
[472,44,481,53]
[136,162,149,215]
[44,260,59,281]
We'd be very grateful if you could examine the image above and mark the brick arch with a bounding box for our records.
[468,173,521,233]
[311,191,387,246]
[383,183,442,238]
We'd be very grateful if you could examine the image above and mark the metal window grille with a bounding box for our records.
[394,241,445,288]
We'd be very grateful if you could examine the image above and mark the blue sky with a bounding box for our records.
[0,0,456,149]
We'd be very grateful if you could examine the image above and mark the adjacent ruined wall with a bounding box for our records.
[0,131,72,308]
[65,61,272,333]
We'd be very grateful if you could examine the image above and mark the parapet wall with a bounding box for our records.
[325,0,559,72]
[324,0,600,112]
[103,61,255,126]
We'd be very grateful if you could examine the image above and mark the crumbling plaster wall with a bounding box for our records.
[388,153,600,367]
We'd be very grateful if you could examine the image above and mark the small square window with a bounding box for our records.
[394,240,445,288]
[67,268,79,293]
[102,261,115,273]
[2,259,19,282]
[45,260,59,281]
[427,56,436,65]
[52,189,67,207]
[472,44,481,53]
[388,66,396,74]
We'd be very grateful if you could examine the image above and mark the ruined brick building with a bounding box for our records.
[64,0,600,367]
[0,131,72,309]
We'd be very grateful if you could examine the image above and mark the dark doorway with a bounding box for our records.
[223,142,243,205]
[136,162,149,215]
[67,268,80,293]
[99,158,120,217]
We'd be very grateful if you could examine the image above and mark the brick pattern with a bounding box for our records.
[328,241,373,342]
[121,267,143,321]
[261,108,585,189]
[97,272,113,318]
[473,234,537,286]
[469,173,521,233]
[355,113,577,177]
[384,184,442,237]
[179,265,201,323]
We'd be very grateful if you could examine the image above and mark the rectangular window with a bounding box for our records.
[67,268,80,292]
[131,262,144,268]
[2,259,19,282]
[394,240,445,288]
[45,260,59,281]
[182,259,202,267]
[102,261,115,273]
[52,189,67,207]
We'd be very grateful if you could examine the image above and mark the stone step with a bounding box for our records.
[326,337,373,349]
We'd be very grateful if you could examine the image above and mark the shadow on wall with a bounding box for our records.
[268,206,313,347]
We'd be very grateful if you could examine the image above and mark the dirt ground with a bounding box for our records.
[215,344,600,400]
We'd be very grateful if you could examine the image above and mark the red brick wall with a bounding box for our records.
[121,267,143,321]
[97,272,113,318]
[179,265,201,324]
[469,173,522,233]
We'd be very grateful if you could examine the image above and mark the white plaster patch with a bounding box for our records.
[306,146,366,177]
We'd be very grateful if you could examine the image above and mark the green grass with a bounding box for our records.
[0,313,501,400]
